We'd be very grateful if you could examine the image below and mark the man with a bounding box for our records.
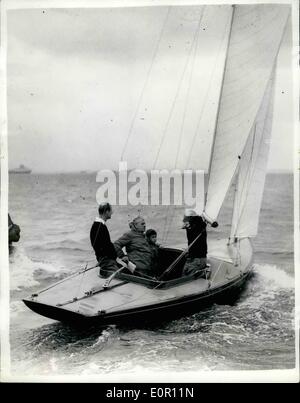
[90,202,118,276]
[8,214,20,245]
[114,216,154,277]
[182,209,210,278]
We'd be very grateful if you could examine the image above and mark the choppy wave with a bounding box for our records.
[10,300,28,319]
[9,247,67,291]
[31,238,89,251]
[253,263,294,289]
[9,262,295,375]
[161,263,294,332]
[7,173,295,376]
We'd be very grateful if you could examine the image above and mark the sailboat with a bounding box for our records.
[23,4,290,326]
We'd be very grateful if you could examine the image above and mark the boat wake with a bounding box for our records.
[160,263,294,332]
[253,263,294,290]
[9,263,295,375]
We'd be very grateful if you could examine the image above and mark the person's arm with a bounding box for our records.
[90,222,103,258]
[101,226,117,259]
[114,232,131,259]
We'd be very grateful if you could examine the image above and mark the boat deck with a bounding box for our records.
[24,238,253,321]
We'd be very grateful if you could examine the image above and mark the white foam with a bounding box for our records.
[89,329,115,349]
[253,264,294,289]
[237,263,294,310]
[81,363,99,375]
[10,300,27,318]
[9,246,64,291]
[49,358,58,372]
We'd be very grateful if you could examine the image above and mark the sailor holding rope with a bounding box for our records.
[182,209,211,278]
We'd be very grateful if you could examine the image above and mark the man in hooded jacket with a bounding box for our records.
[114,216,154,276]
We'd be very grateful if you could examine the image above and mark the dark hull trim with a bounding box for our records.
[96,270,252,325]
[23,299,85,323]
[23,268,252,327]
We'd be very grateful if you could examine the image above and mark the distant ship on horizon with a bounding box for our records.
[9,164,32,174]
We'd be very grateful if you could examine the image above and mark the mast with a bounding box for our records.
[204,5,235,215]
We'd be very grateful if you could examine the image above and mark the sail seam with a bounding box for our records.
[186,5,233,169]
[153,6,205,169]
[120,6,171,161]
[162,8,205,242]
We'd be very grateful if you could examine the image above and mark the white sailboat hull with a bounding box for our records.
[23,238,253,327]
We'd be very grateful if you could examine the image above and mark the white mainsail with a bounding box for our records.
[230,67,275,239]
[203,4,290,224]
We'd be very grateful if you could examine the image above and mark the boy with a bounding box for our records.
[145,229,160,278]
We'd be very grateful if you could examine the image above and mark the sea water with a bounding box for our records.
[7,173,295,376]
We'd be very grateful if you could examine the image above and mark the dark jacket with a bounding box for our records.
[8,214,20,244]
[114,230,153,273]
[90,220,117,261]
[147,242,160,276]
[185,216,207,258]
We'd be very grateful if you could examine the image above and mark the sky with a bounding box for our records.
[6,4,295,173]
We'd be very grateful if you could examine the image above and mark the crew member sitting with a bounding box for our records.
[90,202,119,276]
[114,216,153,277]
[145,229,160,278]
[182,209,210,279]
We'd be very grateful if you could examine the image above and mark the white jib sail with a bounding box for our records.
[203,4,290,223]
[230,66,276,239]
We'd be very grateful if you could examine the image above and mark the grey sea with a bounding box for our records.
[8,173,295,377]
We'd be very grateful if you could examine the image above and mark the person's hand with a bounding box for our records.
[122,256,129,264]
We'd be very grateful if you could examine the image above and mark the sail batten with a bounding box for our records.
[203,4,290,223]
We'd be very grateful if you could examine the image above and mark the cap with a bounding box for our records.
[184,209,198,217]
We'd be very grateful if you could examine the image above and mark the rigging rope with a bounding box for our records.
[185,8,233,168]
[153,6,205,170]
[162,10,204,243]
[33,262,99,296]
[162,8,232,244]
[120,6,171,161]
[159,228,206,280]
[174,10,204,168]
[159,7,205,243]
